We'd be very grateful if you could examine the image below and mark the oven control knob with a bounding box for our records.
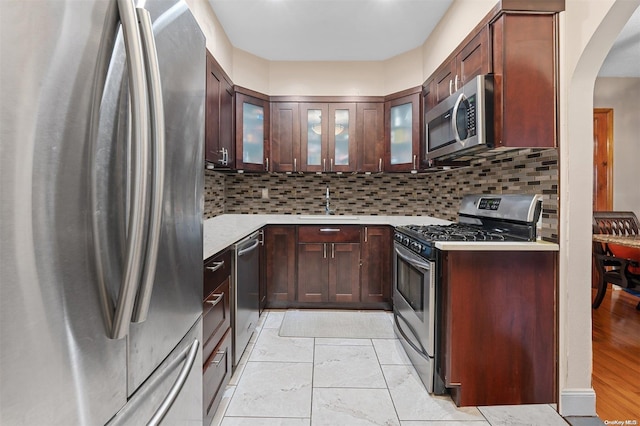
[411,241,422,252]
[403,237,410,246]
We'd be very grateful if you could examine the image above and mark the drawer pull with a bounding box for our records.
[206,261,224,273]
[319,228,340,232]
[205,293,224,307]
[210,349,225,366]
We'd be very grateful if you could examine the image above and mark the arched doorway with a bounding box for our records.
[559,0,639,417]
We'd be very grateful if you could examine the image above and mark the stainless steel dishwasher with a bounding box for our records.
[232,230,262,366]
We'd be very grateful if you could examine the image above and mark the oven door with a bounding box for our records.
[393,242,435,358]
[393,241,438,393]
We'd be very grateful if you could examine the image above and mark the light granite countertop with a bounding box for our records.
[203,214,559,260]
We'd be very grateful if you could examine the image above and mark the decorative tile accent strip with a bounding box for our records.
[204,148,559,242]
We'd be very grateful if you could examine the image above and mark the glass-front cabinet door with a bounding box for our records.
[300,103,328,172]
[328,103,356,172]
[385,92,420,172]
[300,103,356,172]
[236,92,270,172]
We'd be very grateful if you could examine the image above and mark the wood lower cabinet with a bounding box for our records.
[264,225,392,309]
[297,243,329,302]
[360,226,392,306]
[265,226,297,307]
[202,250,232,425]
[438,250,557,407]
[297,226,361,304]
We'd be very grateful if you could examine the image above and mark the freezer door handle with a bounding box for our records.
[148,339,200,426]
[132,7,166,324]
[109,0,151,340]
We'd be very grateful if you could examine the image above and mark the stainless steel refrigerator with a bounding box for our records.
[0,0,205,424]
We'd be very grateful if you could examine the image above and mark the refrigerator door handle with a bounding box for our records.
[132,7,166,324]
[110,0,151,340]
[147,339,200,426]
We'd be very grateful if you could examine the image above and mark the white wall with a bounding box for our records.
[420,0,495,79]
[183,0,233,74]
[594,77,640,216]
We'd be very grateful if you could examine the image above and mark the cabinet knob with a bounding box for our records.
[454,75,460,92]
[294,158,297,172]
[378,158,382,173]
[449,79,453,96]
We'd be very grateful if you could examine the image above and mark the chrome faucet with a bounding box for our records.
[325,186,334,215]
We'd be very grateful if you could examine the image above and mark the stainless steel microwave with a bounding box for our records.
[425,74,494,161]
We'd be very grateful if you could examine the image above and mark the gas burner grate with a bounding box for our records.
[403,224,514,242]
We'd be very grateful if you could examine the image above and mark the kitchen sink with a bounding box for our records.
[298,215,359,220]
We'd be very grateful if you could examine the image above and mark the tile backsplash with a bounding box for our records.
[205,148,558,242]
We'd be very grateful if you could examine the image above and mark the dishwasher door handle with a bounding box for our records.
[237,239,260,257]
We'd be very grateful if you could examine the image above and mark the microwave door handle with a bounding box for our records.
[451,93,465,144]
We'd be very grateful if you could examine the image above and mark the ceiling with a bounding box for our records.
[208,0,639,76]
[208,0,453,61]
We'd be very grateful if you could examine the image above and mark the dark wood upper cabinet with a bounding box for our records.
[299,103,357,172]
[328,103,357,172]
[235,88,270,172]
[300,103,329,173]
[205,50,234,168]
[384,90,421,172]
[458,28,490,86]
[433,27,490,106]
[356,103,385,173]
[270,102,301,173]
[491,13,557,149]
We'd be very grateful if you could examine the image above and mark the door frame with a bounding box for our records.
[593,108,614,211]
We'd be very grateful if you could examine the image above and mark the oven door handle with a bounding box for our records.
[394,311,428,355]
[395,246,432,271]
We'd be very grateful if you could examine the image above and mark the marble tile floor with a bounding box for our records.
[210,310,570,426]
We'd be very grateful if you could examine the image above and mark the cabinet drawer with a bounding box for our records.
[204,250,231,299]
[202,279,230,363]
[298,225,360,243]
[203,329,232,424]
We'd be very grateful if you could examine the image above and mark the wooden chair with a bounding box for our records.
[592,211,640,310]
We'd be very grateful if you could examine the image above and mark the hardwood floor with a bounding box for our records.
[591,286,640,422]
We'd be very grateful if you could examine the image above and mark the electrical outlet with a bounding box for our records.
[261,188,269,199]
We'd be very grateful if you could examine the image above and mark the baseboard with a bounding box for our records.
[560,388,597,416]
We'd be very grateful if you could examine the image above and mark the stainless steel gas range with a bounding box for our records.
[392,194,543,394]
